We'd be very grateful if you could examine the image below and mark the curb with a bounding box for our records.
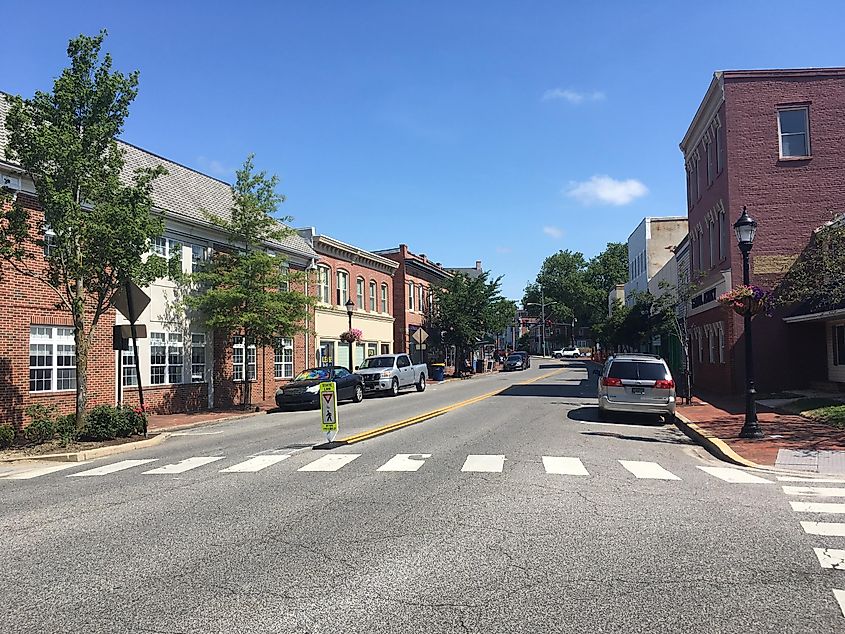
[1,432,171,464]
[674,412,763,469]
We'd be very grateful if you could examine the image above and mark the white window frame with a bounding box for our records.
[337,270,349,306]
[833,323,845,367]
[777,106,811,159]
[708,219,716,269]
[233,335,256,382]
[369,281,377,312]
[715,126,724,173]
[705,139,714,186]
[43,226,57,258]
[29,326,76,393]
[149,331,185,385]
[191,333,206,383]
[381,283,389,314]
[279,262,290,292]
[317,265,331,304]
[274,337,294,379]
[418,284,425,313]
[356,277,365,310]
[191,244,207,273]
[122,343,138,388]
[408,282,415,312]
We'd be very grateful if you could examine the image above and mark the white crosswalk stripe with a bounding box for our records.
[782,486,845,498]
[777,476,845,483]
[220,455,290,473]
[143,457,224,474]
[68,459,158,477]
[461,454,505,473]
[298,454,361,472]
[697,466,772,484]
[813,547,845,569]
[542,456,589,476]
[800,521,845,537]
[2,462,85,480]
[790,501,845,514]
[377,454,431,472]
[834,589,845,618]
[619,460,680,480]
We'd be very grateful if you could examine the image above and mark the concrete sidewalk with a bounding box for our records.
[678,394,845,474]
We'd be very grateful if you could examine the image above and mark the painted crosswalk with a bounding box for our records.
[220,455,290,473]
[542,456,589,476]
[377,453,431,472]
[143,457,225,475]
[69,459,158,477]
[2,462,85,480]
[790,501,845,514]
[801,521,845,537]
[619,460,680,480]
[697,466,773,484]
[461,454,505,473]
[783,486,845,498]
[297,453,360,472]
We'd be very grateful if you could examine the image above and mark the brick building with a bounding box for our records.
[297,229,397,369]
[0,96,317,422]
[373,245,452,364]
[680,68,845,394]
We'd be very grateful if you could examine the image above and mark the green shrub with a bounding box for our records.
[119,406,147,437]
[81,405,123,441]
[0,424,14,449]
[24,404,57,444]
[55,414,80,447]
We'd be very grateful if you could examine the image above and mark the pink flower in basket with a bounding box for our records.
[340,328,363,343]
[717,285,773,316]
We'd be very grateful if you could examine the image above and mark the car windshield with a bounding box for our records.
[507,355,523,362]
[608,361,669,381]
[359,357,394,369]
[294,368,332,381]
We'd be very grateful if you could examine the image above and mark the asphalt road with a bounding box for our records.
[1,359,843,633]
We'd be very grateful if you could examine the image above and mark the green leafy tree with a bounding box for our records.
[184,155,313,408]
[0,31,166,429]
[777,219,845,312]
[583,242,629,323]
[485,298,518,344]
[430,271,503,375]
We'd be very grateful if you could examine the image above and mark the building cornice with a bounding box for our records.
[680,73,725,157]
[312,235,399,274]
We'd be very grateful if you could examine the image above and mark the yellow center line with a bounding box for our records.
[339,367,567,444]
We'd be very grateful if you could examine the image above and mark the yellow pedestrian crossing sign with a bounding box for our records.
[320,381,338,441]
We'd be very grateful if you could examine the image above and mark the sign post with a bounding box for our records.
[319,381,339,442]
[113,280,152,436]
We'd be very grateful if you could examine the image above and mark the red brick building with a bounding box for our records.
[373,245,452,364]
[680,68,845,394]
[1,96,317,423]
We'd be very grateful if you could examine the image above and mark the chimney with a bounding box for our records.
[475,260,482,270]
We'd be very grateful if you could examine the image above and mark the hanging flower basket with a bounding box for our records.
[339,328,363,344]
[717,285,773,317]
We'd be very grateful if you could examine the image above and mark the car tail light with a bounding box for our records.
[601,377,622,387]
[654,379,675,389]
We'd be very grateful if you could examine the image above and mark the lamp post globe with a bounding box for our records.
[345,299,355,371]
[734,206,763,439]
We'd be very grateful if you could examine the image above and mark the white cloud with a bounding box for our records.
[542,88,605,104]
[565,175,648,206]
[542,225,563,239]
[197,156,233,178]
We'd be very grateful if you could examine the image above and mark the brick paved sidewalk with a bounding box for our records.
[678,394,845,468]
[147,398,274,433]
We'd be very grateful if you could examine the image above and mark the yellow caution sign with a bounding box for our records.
[319,381,338,441]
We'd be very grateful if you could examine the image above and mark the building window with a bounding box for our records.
[191,333,206,383]
[274,337,294,379]
[369,281,377,312]
[418,285,426,313]
[706,140,714,186]
[381,283,389,314]
[718,209,726,262]
[167,333,183,383]
[778,107,810,158]
[692,159,700,201]
[233,335,257,381]
[43,226,57,258]
[718,324,725,364]
[408,282,415,311]
[708,328,716,363]
[29,326,76,392]
[152,236,167,257]
[698,230,705,273]
[279,262,290,292]
[356,277,365,310]
[317,265,331,304]
[696,332,703,363]
[150,331,184,384]
[834,324,845,366]
[715,126,724,173]
[122,344,137,387]
[191,244,207,273]
[686,168,693,209]
[336,270,349,305]
[366,342,378,358]
[381,343,390,355]
[708,219,716,269]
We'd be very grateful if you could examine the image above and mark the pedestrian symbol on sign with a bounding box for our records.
[319,382,339,441]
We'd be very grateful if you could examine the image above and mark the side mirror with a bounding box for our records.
[354,366,359,371]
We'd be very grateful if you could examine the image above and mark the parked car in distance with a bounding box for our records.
[275,366,364,408]
[355,353,427,396]
[504,352,530,371]
[595,353,676,422]
[561,347,581,358]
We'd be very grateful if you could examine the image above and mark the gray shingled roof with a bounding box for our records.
[0,94,315,258]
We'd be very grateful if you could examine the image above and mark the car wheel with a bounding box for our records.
[390,378,399,396]
[352,384,364,403]
[416,375,426,392]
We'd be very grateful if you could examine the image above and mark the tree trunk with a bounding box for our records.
[74,322,89,430]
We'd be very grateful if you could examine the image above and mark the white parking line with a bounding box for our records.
[461,455,505,473]
[220,455,290,473]
[782,486,845,497]
[800,521,845,537]
[813,547,845,569]
[619,460,680,480]
[542,456,589,476]
[2,462,85,480]
[68,459,158,477]
[697,466,772,484]
[790,502,845,514]
[298,454,361,472]
[377,454,432,472]
[143,457,224,474]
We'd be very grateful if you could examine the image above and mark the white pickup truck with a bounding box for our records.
[355,354,428,396]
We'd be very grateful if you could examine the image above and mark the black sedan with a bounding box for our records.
[274,366,364,408]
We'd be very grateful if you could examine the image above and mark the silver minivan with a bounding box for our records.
[596,354,676,422]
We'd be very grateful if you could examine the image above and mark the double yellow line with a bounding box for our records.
[339,367,566,445]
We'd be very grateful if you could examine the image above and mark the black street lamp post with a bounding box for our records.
[734,206,764,439]
[345,298,355,371]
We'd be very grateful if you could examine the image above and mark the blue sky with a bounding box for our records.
[3,1,845,299]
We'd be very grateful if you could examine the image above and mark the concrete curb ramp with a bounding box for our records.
[674,413,762,469]
[1,432,171,464]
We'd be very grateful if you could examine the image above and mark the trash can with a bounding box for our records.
[431,363,445,382]
[475,359,485,374]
